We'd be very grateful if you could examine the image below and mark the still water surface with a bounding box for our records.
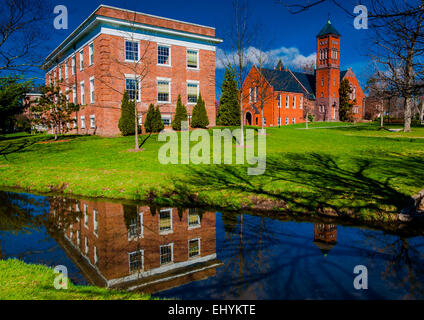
[1,190,424,299]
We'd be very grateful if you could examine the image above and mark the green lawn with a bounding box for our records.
[0,259,152,300]
[1,122,424,222]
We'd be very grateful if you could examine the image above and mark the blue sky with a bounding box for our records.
[33,0,371,94]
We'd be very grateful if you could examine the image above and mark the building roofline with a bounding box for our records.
[44,4,221,68]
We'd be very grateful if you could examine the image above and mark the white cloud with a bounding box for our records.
[216,46,316,71]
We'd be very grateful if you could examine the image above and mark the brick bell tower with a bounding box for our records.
[316,20,341,121]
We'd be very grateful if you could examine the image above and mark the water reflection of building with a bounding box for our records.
[47,198,220,293]
[313,224,337,257]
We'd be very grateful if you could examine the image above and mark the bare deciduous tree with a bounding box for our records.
[0,0,52,74]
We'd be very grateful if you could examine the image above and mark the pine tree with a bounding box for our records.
[339,79,354,122]
[172,95,188,131]
[154,105,164,132]
[118,91,135,136]
[191,92,209,128]
[217,66,240,126]
[144,103,155,133]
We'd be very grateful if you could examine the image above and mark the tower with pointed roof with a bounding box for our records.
[316,20,341,121]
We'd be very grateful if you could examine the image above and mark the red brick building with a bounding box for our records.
[243,20,365,126]
[43,5,222,136]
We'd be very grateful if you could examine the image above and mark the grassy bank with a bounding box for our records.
[0,259,152,300]
[1,122,424,222]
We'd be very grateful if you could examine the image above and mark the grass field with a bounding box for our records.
[1,122,423,222]
[0,259,152,300]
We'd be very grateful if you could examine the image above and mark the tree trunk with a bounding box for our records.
[419,98,424,123]
[306,111,309,129]
[381,111,384,128]
[239,91,244,147]
[135,104,139,150]
[404,97,413,132]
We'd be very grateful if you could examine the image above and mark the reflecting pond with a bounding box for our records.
[1,190,424,299]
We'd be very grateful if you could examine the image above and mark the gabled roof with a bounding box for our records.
[259,68,316,99]
[317,20,341,37]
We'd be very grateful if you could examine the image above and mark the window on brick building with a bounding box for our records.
[285,117,289,125]
[159,209,172,233]
[285,95,289,108]
[80,81,85,105]
[321,78,324,86]
[126,78,140,101]
[162,115,171,126]
[278,117,281,126]
[90,115,95,129]
[277,94,281,108]
[125,40,139,62]
[72,55,76,75]
[128,213,143,239]
[89,43,94,65]
[157,79,170,103]
[72,85,76,104]
[65,61,68,79]
[160,244,173,265]
[187,81,199,104]
[79,50,84,70]
[188,208,200,228]
[189,239,200,258]
[81,116,85,129]
[59,65,62,80]
[293,96,296,109]
[300,96,303,109]
[292,118,296,124]
[249,88,253,103]
[158,45,170,65]
[94,246,98,265]
[90,77,95,103]
[93,209,98,235]
[85,237,89,255]
[187,49,198,69]
[129,250,144,272]
[254,87,258,102]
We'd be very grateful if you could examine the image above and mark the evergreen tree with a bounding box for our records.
[172,95,188,131]
[154,105,164,132]
[191,92,209,128]
[118,91,135,136]
[144,103,155,133]
[275,59,284,70]
[217,66,240,126]
[339,79,355,122]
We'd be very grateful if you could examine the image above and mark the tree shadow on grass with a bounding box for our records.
[173,152,424,219]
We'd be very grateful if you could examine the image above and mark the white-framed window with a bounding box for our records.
[300,96,303,109]
[162,114,171,126]
[59,65,62,80]
[93,209,98,235]
[277,94,281,108]
[262,117,266,126]
[125,76,140,101]
[125,40,139,62]
[69,224,73,239]
[254,87,258,102]
[72,55,76,75]
[77,230,80,246]
[85,237,89,255]
[89,42,94,66]
[84,204,88,227]
[65,87,69,102]
[128,212,144,239]
[79,50,84,71]
[157,45,170,66]
[90,115,95,129]
[188,238,200,258]
[89,77,95,103]
[80,81,85,105]
[129,250,144,272]
[73,117,77,128]
[186,49,198,69]
[188,208,200,229]
[157,78,171,103]
[292,118,296,124]
[94,246,98,264]
[72,85,77,104]
[81,116,85,129]
[249,88,253,103]
[187,81,199,104]
[285,117,289,125]
[293,96,296,109]
[278,117,281,126]
[285,95,289,108]
[160,243,173,265]
[159,209,172,233]
[321,78,324,86]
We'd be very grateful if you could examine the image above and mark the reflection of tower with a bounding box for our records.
[313,224,337,257]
